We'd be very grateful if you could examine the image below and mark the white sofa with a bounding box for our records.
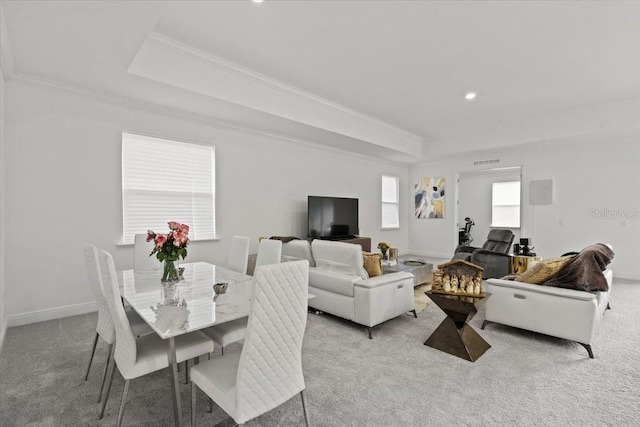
[483,269,612,358]
[282,239,416,338]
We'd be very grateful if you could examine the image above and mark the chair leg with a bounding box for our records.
[83,332,99,381]
[191,382,197,427]
[116,379,130,427]
[99,354,117,419]
[579,342,595,359]
[368,327,373,339]
[410,309,418,318]
[185,359,190,384]
[300,389,311,427]
[97,343,114,403]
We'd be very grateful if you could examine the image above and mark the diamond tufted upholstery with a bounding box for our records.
[190,260,311,426]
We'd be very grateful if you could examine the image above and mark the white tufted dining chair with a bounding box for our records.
[82,243,152,404]
[98,250,215,426]
[190,260,311,426]
[200,236,252,356]
[254,238,282,269]
[134,233,160,271]
[226,235,250,274]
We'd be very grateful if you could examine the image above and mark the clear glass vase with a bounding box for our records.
[161,259,179,283]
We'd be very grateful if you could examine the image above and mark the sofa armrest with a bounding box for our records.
[486,278,597,301]
[354,272,414,289]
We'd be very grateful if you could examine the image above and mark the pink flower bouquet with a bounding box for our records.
[146,222,190,282]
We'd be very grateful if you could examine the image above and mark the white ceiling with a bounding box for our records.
[2,0,639,163]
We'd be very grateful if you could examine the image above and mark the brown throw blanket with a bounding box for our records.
[542,243,614,292]
[269,236,301,243]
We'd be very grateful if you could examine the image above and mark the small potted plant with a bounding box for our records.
[377,241,391,260]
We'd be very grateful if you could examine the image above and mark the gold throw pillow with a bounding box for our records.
[363,252,383,277]
[516,256,574,284]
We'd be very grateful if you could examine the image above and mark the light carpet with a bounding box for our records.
[2,279,639,426]
[414,283,432,313]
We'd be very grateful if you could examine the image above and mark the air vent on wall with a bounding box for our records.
[473,159,500,166]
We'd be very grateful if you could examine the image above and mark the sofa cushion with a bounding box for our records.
[515,256,574,284]
[281,240,315,266]
[309,268,358,297]
[362,252,382,277]
[311,240,368,279]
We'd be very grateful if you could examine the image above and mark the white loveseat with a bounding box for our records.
[282,239,416,338]
[483,269,612,358]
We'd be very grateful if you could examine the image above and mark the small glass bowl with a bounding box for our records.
[213,282,228,295]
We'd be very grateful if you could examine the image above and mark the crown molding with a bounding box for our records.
[146,32,422,143]
[130,32,422,156]
[5,71,409,167]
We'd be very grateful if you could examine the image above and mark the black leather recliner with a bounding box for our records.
[453,229,515,279]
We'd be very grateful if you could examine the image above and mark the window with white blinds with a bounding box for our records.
[381,175,399,229]
[492,181,520,228]
[122,132,216,244]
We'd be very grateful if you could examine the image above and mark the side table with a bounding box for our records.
[423,291,491,362]
[510,255,541,274]
[382,255,433,286]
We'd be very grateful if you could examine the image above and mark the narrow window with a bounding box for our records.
[381,175,399,229]
[491,181,520,228]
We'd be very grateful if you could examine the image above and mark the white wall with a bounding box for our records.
[4,82,409,326]
[409,137,640,279]
[458,168,522,246]
[0,56,6,349]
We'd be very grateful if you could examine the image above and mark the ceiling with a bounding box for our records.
[2,0,639,163]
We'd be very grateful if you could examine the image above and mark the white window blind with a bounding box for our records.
[381,175,399,229]
[492,181,520,228]
[122,133,216,244]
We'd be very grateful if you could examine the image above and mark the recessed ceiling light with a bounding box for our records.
[465,92,477,101]
[252,0,264,3]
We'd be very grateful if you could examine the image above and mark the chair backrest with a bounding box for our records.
[227,235,250,274]
[99,250,137,378]
[481,229,515,254]
[134,233,160,271]
[83,243,115,344]
[255,239,283,268]
[235,260,309,424]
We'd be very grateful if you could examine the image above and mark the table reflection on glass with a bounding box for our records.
[118,262,252,427]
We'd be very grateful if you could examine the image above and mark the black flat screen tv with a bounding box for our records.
[307,196,359,239]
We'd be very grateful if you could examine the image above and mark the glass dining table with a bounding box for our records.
[118,262,253,427]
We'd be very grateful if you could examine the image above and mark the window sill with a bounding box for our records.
[381,227,400,231]
[117,236,221,247]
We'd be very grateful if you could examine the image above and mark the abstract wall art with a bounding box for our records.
[415,177,445,219]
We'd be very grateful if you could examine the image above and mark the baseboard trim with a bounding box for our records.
[0,321,6,353]
[407,250,452,261]
[613,271,640,281]
[7,301,97,328]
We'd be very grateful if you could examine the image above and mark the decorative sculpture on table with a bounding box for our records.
[146,221,190,284]
[431,259,485,297]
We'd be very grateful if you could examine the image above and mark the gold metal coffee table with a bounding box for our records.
[423,291,491,362]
